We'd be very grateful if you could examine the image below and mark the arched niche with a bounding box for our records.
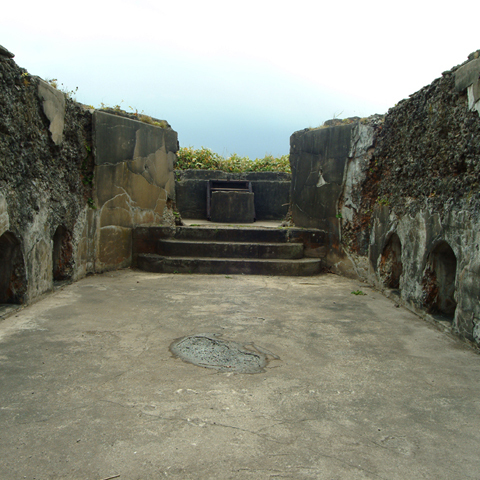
[422,241,457,318]
[52,225,73,282]
[0,232,27,304]
[378,232,403,289]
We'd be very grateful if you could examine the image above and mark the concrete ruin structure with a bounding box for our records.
[1,44,479,347]
[290,51,480,345]
[175,170,291,221]
[0,45,178,306]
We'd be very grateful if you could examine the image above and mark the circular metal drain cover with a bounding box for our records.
[170,334,277,373]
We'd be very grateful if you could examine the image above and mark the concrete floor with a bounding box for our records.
[1,269,479,480]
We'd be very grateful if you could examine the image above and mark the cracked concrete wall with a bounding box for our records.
[363,52,480,345]
[290,124,354,231]
[93,111,178,271]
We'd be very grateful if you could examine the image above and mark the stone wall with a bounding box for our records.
[0,46,177,305]
[175,169,291,220]
[290,51,480,346]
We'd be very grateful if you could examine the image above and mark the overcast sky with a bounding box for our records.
[2,0,478,158]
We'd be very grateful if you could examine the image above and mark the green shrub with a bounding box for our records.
[175,146,223,170]
[176,147,291,173]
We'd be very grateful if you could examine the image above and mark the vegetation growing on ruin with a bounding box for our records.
[97,103,168,128]
[45,78,78,100]
[43,87,169,129]
[176,147,291,173]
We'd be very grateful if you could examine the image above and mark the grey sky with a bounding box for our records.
[1,0,478,158]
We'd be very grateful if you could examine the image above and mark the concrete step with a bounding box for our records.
[134,226,295,250]
[176,226,292,243]
[137,254,322,276]
[133,225,326,276]
[158,239,304,259]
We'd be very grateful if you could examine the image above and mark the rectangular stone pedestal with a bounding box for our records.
[210,191,255,223]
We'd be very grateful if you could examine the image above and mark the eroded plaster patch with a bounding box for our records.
[38,79,65,145]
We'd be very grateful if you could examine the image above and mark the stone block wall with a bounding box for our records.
[289,51,480,346]
[175,169,291,220]
[0,47,177,305]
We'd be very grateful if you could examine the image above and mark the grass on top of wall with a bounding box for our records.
[176,147,291,173]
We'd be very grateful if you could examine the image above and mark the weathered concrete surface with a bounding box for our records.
[368,208,480,344]
[358,55,480,345]
[455,57,480,92]
[210,191,255,223]
[133,224,328,263]
[290,124,354,232]
[1,50,177,307]
[289,121,380,279]
[456,57,480,116]
[93,111,178,271]
[134,225,321,275]
[247,171,291,220]
[1,270,480,479]
[37,79,66,146]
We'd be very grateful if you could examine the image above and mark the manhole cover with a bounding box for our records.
[170,334,278,373]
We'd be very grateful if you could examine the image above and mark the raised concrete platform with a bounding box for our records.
[0,270,479,479]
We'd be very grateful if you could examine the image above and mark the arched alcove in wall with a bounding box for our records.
[0,232,27,304]
[378,232,403,289]
[422,241,457,319]
[52,226,73,282]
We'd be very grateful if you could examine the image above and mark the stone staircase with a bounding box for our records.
[133,226,324,276]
